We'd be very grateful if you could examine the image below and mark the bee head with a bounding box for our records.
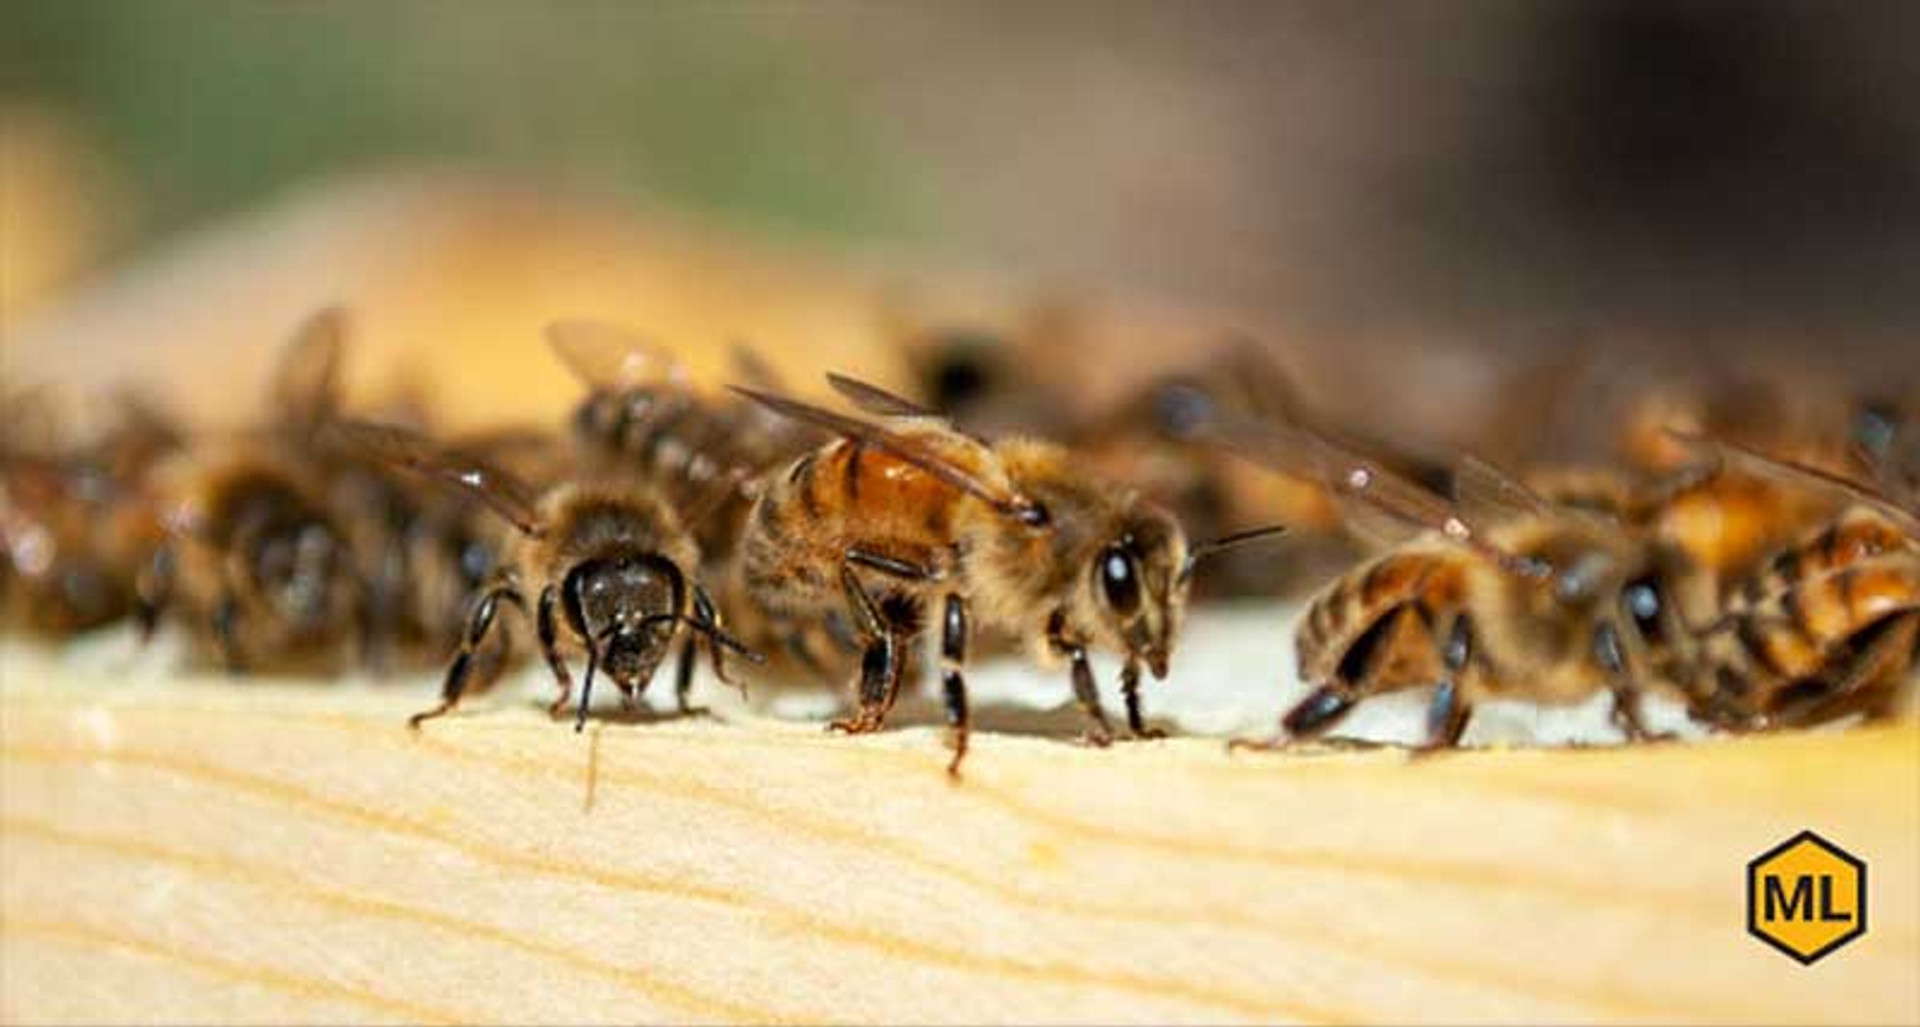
[1090,508,1188,680]
[563,553,685,688]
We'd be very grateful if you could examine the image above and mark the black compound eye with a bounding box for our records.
[1624,578,1664,641]
[1099,545,1142,616]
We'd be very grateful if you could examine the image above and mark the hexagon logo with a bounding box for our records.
[1746,830,1866,965]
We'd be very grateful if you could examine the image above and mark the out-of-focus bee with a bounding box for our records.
[889,299,1086,440]
[1680,437,1918,729]
[546,319,810,567]
[729,374,1281,773]
[1,393,179,633]
[1213,418,1710,750]
[136,309,369,671]
[341,422,761,729]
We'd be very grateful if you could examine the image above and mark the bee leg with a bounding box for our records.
[1120,657,1166,740]
[1593,620,1670,743]
[1228,685,1355,753]
[211,591,245,674]
[134,543,175,643]
[1411,618,1475,758]
[672,635,709,717]
[1045,611,1115,745]
[693,584,742,701]
[410,583,524,729]
[940,594,970,776]
[831,563,897,734]
[537,583,575,720]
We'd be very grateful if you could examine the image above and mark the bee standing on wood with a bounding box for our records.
[1,393,179,634]
[136,308,369,672]
[339,422,761,729]
[1212,418,1709,751]
[730,374,1280,773]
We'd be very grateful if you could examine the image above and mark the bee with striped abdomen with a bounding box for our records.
[1214,418,1710,751]
[729,374,1279,773]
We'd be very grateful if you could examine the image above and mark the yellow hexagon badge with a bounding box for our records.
[1747,831,1866,964]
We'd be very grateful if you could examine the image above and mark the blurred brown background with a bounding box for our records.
[5,1,1919,431]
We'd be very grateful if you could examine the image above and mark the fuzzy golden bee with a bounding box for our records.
[729,374,1278,773]
[1215,419,1709,750]
[342,421,761,729]
[1681,438,1919,729]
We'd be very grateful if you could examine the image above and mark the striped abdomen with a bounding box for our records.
[1296,549,1469,692]
[1704,550,1920,719]
[737,438,975,618]
[1733,506,1916,611]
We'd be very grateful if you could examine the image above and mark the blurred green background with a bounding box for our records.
[7,1,1920,346]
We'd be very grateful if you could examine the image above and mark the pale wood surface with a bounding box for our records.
[2,644,1915,1026]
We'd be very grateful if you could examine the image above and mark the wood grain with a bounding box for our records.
[2,643,1915,1025]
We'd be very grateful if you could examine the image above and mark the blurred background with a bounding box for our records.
[5,1,1920,433]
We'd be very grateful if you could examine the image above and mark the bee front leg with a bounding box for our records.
[411,582,524,729]
[1050,613,1114,746]
[1119,658,1166,740]
[537,583,575,720]
[692,584,740,702]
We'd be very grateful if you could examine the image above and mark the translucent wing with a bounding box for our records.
[1667,429,1920,528]
[1203,414,1550,579]
[546,319,690,391]
[1451,453,1557,526]
[332,420,545,536]
[729,343,786,392]
[272,305,347,429]
[727,385,1037,520]
[825,372,940,419]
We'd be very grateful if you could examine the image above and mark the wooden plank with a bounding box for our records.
[2,643,1914,1025]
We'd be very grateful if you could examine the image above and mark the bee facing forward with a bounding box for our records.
[730,374,1278,773]
[341,422,760,729]
[1216,419,1709,751]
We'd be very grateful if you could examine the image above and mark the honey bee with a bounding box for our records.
[546,319,811,566]
[1679,437,1918,729]
[339,422,761,729]
[1,394,179,634]
[136,309,370,671]
[729,374,1281,773]
[1214,418,1709,750]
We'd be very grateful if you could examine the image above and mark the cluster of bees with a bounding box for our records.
[3,306,1915,772]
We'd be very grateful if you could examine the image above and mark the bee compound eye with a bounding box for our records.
[1099,544,1142,616]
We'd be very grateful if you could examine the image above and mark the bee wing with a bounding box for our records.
[1451,453,1558,526]
[1205,414,1552,578]
[727,385,1035,518]
[332,420,545,536]
[1667,429,1920,528]
[545,319,690,391]
[825,372,941,419]
[729,343,786,392]
[272,305,347,430]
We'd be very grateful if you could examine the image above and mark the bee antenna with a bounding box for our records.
[575,623,619,733]
[1178,524,1289,585]
[635,613,766,664]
